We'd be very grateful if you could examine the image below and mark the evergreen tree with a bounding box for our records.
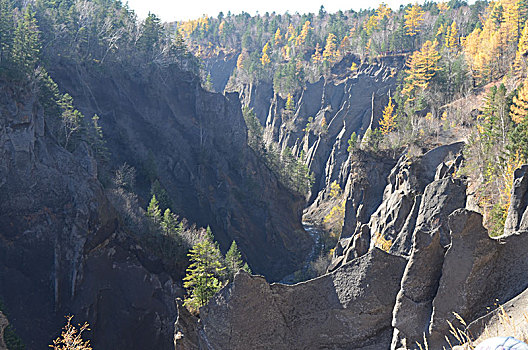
[0,0,14,66]
[146,194,162,224]
[138,12,161,56]
[161,208,178,236]
[58,93,84,149]
[183,236,225,310]
[225,240,243,279]
[12,7,40,76]
[150,179,172,211]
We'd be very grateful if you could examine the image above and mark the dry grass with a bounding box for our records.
[443,305,528,349]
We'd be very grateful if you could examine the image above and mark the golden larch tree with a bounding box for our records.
[312,42,323,63]
[511,81,528,123]
[402,40,442,98]
[404,4,425,37]
[260,42,271,66]
[286,93,295,111]
[445,21,459,49]
[236,50,248,70]
[376,3,392,21]
[296,21,311,47]
[274,28,282,45]
[437,2,449,13]
[286,24,296,43]
[379,96,396,135]
[323,33,337,62]
[514,23,528,74]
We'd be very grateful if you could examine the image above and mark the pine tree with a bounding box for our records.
[183,237,225,310]
[86,114,107,160]
[58,94,84,149]
[161,208,178,236]
[138,12,161,55]
[347,132,358,153]
[225,240,244,279]
[0,0,13,65]
[12,7,40,76]
[146,194,162,225]
[379,96,396,135]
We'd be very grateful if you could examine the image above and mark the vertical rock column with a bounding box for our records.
[391,177,467,349]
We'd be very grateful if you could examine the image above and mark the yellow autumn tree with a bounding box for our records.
[237,50,249,70]
[376,3,392,21]
[286,94,295,111]
[296,21,311,47]
[404,4,425,37]
[511,81,528,123]
[323,33,338,63]
[286,24,296,43]
[364,14,380,36]
[463,1,523,83]
[503,0,524,44]
[402,40,442,99]
[379,97,396,134]
[274,28,282,45]
[436,23,445,37]
[445,21,459,49]
[312,42,323,63]
[260,42,271,66]
[437,2,449,13]
[364,3,391,36]
[50,316,92,350]
[463,3,503,83]
[514,24,528,75]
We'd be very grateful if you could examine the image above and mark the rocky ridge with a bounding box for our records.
[224,55,405,203]
[176,142,528,350]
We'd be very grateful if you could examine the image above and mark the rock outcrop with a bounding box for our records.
[331,142,464,271]
[172,126,528,350]
[229,55,405,203]
[176,248,407,350]
[48,61,311,281]
[0,80,179,348]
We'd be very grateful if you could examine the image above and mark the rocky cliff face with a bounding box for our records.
[229,55,405,202]
[0,58,314,348]
[48,61,311,282]
[180,249,407,350]
[175,143,528,350]
[0,80,179,349]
